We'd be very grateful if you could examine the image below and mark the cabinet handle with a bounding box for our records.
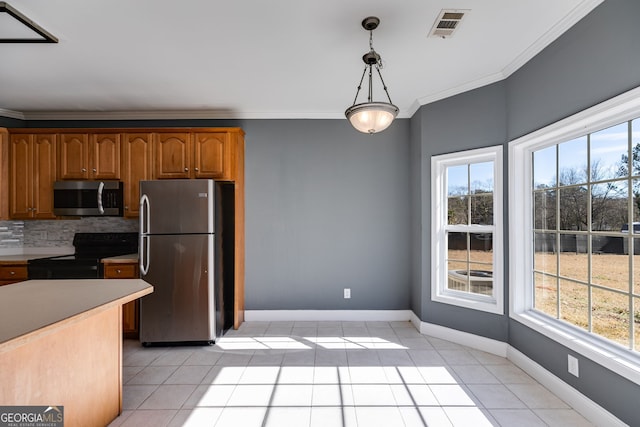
[92,168,97,173]
[194,167,199,171]
[10,271,15,275]
[116,269,121,274]
[184,168,189,172]
[81,168,87,172]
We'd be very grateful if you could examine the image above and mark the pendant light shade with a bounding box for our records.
[345,17,398,134]
[345,102,398,134]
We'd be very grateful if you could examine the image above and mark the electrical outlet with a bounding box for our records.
[344,288,351,299]
[568,354,579,377]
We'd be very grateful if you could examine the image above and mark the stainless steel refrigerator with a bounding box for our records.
[139,179,233,345]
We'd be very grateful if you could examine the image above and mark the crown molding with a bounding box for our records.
[501,0,604,78]
[415,71,506,107]
[4,108,411,121]
[0,108,25,120]
[413,0,603,111]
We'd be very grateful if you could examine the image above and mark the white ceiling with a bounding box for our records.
[0,0,602,120]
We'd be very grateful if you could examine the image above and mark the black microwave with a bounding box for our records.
[53,181,124,216]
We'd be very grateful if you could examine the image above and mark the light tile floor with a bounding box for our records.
[108,321,594,427]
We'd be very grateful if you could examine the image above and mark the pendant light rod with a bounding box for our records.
[345,16,399,134]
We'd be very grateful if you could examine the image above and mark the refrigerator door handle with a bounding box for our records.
[139,194,150,275]
[140,235,150,275]
[140,194,150,235]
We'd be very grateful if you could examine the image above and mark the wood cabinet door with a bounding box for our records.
[32,134,56,219]
[0,264,28,284]
[92,133,121,180]
[58,133,89,179]
[154,133,191,179]
[103,262,139,337]
[193,132,228,179]
[122,133,152,217]
[9,134,33,219]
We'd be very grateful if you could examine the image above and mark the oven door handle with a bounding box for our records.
[139,194,150,276]
[97,181,105,214]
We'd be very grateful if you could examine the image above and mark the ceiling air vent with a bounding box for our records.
[429,9,468,39]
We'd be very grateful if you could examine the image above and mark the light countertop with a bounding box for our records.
[0,252,139,264]
[102,253,138,263]
[0,279,153,348]
[0,254,68,263]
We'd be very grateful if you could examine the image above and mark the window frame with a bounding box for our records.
[431,145,504,315]
[509,86,640,385]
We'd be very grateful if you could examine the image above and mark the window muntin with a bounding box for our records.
[432,146,503,314]
[531,119,640,351]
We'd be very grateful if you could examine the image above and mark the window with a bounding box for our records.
[510,87,640,383]
[431,146,503,314]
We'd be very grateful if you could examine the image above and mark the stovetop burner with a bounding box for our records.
[28,232,138,279]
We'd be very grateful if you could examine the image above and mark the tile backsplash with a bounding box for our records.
[0,218,139,248]
[0,221,24,248]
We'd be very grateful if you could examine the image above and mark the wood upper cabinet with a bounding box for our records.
[92,133,121,179]
[154,131,233,180]
[58,133,120,180]
[153,132,191,179]
[194,131,230,179]
[10,133,56,219]
[122,133,153,218]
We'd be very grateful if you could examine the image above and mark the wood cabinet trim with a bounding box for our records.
[9,127,245,136]
[0,129,8,220]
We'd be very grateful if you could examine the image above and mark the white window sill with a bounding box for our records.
[511,310,640,386]
[433,291,503,315]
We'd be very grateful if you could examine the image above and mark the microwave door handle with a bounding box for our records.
[97,181,105,214]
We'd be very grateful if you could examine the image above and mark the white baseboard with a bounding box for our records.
[415,319,625,427]
[244,309,413,322]
[417,319,509,357]
[507,347,627,427]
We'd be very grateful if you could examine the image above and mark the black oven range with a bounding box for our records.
[27,232,138,279]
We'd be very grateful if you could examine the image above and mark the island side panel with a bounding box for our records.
[0,305,121,427]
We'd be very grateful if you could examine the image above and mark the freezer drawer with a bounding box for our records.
[139,234,215,344]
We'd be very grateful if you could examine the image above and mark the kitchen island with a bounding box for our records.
[0,279,153,427]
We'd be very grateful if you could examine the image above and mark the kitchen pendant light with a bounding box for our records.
[345,16,398,134]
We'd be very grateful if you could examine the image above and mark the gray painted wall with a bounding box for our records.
[0,117,24,128]
[409,112,423,315]
[507,0,640,140]
[243,119,411,310]
[416,81,509,342]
